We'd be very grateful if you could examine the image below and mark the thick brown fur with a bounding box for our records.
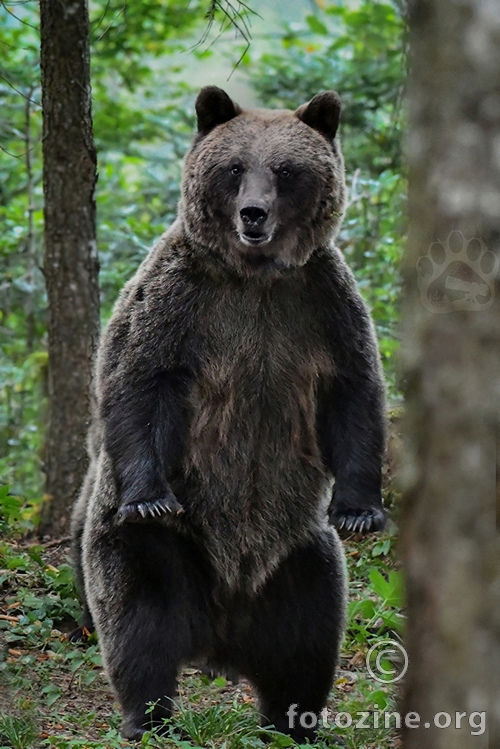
[74,87,386,743]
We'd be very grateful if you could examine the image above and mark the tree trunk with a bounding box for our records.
[39,0,99,537]
[401,1,500,747]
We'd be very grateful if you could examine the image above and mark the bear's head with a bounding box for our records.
[180,86,346,278]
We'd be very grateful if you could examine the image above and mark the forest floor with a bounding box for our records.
[1,499,403,749]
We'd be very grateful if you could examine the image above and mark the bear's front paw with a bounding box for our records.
[329,506,386,534]
[115,494,184,525]
[328,487,386,533]
[328,485,386,535]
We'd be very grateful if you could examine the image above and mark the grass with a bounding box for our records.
[0,486,403,749]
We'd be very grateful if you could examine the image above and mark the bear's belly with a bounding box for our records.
[178,360,332,592]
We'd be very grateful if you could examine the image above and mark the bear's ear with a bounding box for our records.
[195,86,241,135]
[295,91,341,141]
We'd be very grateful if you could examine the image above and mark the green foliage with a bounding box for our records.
[347,568,404,646]
[89,0,253,87]
[0,2,45,499]
[246,1,406,174]
[94,91,195,318]
[0,542,81,654]
[0,485,36,535]
[0,350,46,498]
[0,714,37,749]
[340,171,405,396]
[156,698,265,747]
[42,731,125,749]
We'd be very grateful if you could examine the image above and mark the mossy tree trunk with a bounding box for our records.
[39,0,99,537]
[401,1,500,747]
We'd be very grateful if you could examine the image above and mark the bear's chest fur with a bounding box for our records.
[176,278,336,591]
[186,278,335,475]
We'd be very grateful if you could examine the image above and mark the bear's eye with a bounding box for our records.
[230,164,243,176]
[280,166,291,179]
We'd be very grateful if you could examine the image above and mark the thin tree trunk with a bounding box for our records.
[24,85,37,353]
[401,1,500,747]
[39,0,99,537]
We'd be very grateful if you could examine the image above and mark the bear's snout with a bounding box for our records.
[237,200,275,247]
[235,170,277,248]
[240,204,268,227]
[238,204,272,247]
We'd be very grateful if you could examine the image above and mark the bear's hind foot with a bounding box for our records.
[67,624,95,643]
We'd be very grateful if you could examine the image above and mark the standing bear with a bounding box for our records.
[73,86,386,743]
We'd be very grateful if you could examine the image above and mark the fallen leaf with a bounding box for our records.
[348,651,366,667]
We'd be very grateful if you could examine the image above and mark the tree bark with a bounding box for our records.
[39,0,99,537]
[401,1,500,747]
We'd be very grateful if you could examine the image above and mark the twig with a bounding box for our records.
[0,73,39,105]
[89,0,112,37]
[21,535,72,549]
[0,2,39,31]
[192,0,258,73]
[94,3,125,43]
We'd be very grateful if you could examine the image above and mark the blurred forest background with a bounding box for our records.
[0,0,406,506]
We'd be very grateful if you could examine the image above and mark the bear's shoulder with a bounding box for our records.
[111,221,196,311]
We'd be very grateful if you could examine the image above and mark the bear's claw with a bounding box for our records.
[330,507,386,535]
[116,495,184,524]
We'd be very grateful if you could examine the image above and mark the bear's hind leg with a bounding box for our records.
[229,530,346,744]
[114,600,180,740]
[69,465,96,641]
[83,524,215,739]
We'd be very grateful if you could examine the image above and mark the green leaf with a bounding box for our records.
[305,15,329,35]
[371,538,391,557]
[370,689,390,709]
[41,684,62,706]
[83,669,99,685]
[369,569,404,608]
[368,569,392,600]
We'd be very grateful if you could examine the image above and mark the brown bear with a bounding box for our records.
[73,86,386,743]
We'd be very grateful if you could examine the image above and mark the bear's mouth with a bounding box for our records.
[239,231,272,247]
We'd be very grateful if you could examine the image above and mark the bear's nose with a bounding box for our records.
[240,205,268,227]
